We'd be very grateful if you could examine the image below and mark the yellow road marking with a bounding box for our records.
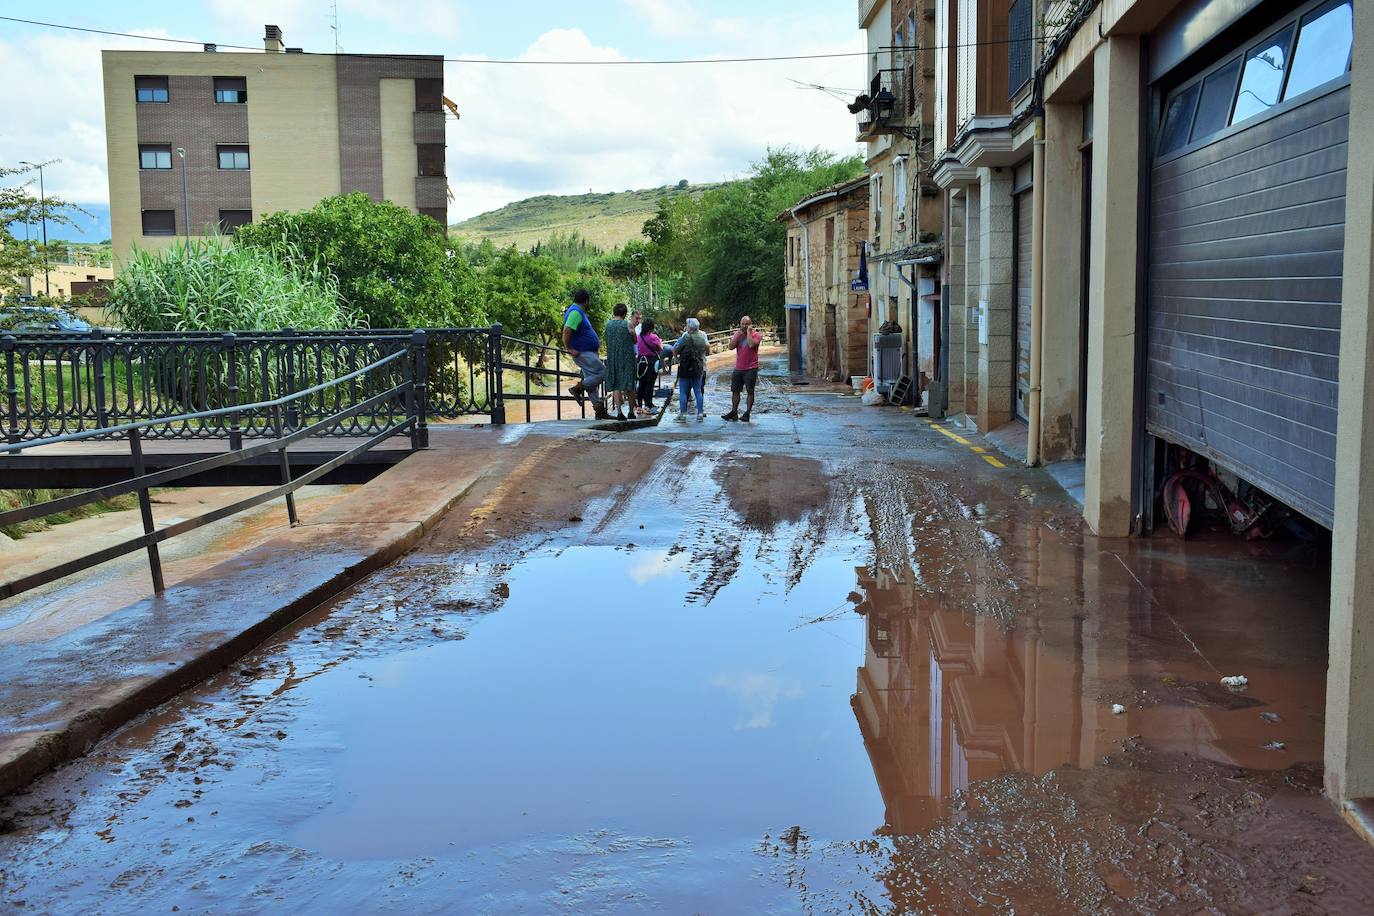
[982,455,1007,469]
[971,446,986,453]
[924,419,1005,468]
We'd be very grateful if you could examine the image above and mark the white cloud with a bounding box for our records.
[627,549,689,584]
[1,12,864,237]
[710,672,804,730]
[445,25,864,221]
[622,0,745,41]
[0,29,176,209]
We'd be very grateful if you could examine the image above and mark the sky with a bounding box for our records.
[0,1,866,241]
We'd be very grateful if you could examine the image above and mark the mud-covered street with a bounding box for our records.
[3,357,1374,913]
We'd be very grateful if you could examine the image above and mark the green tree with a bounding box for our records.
[473,246,566,343]
[235,193,483,328]
[1,164,91,297]
[638,146,863,327]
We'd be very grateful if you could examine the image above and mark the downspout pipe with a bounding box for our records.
[1027,115,1046,467]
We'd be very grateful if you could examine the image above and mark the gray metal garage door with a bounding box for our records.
[1146,1,1352,527]
[1014,189,1033,422]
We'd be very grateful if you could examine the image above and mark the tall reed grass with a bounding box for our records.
[106,237,358,332]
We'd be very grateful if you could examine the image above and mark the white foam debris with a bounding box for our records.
[1220,675,1249,689]
[1112,704,1126,715]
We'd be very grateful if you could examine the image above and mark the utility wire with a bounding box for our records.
[0,15,1037,66]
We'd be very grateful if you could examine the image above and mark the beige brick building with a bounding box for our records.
[102,26,447,269]
[782,177,870,382]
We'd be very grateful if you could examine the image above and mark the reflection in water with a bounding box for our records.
[710,672,805,730]
[852,564,1098,833]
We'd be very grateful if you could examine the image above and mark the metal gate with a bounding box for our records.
[1145,0,1353,527]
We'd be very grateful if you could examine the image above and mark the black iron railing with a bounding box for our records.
[0,324,784,443]
[0,346,422,601]
[1,327,496,442]
[1008,0,1034,98]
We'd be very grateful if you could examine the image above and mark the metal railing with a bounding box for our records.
[1008,0,1034,99]
[0,323,784,443]
[0,346,424,601]
[1,327,495,443]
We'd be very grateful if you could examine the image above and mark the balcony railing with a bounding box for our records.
[853,69,908,140]
[1008,0,1034,98]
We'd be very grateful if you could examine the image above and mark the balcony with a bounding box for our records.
[852,69,913,142]
[1008,0,1033,99]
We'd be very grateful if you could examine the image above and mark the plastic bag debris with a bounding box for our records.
[1111,704,1126,715]
[1220,675,1248,689]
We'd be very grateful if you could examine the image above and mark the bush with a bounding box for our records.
[236,193,484,329]
[105,237,351,332]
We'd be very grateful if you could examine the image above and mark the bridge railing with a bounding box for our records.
[1,327,495,443]
[0,344,424,602]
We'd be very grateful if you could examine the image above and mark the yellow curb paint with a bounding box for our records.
[982,455,1006,469]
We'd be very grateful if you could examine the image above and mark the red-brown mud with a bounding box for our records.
[1,365,1370,913]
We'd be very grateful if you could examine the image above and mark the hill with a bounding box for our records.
[449,182,728,251]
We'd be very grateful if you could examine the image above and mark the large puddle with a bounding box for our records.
[0,430,1347,912]
[288,547,882,860]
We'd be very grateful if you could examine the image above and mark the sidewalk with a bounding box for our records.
[0,425,518,797]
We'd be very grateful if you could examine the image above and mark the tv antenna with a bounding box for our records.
[330,0,341,53]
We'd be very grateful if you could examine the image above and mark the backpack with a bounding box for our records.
[677,334,705,378]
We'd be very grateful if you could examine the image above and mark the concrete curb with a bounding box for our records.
[0,442,490,799]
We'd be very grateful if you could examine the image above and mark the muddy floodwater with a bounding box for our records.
[4,368,1374,913]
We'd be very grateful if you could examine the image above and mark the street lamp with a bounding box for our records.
[18,159,55,296]
[176,148,189,240]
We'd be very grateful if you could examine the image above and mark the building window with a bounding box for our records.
[218,210,252,234]
[139,145,172,170]
[417,143,445,177]
[415,78,442,112]
[1231,23,1297,124]
[870,174,883,250]
[214,77,247,104]
[135,76,169,103]
[1284,0,1353,101]
[894,158,908,218]
[141,210,176,236]
[1190,57,1242,141]
[217,145,250,170]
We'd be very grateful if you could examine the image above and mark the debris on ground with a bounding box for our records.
[1220,675,1249,689]
[1112,704,1126,715]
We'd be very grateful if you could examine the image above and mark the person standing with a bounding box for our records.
[634,317,663,416]
[722,315,763,423]
[603,303,637,421]
[563,289,610,421]
[666,317,709,420]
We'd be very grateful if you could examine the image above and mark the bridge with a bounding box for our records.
[0,323,772,602]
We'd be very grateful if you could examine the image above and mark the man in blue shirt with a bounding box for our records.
[562,289,610,420]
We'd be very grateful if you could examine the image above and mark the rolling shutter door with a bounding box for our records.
[1014,189,1033,422]
[1146,85,1349,527]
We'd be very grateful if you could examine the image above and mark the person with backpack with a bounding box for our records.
[633,317,663,416]
[563,289,610,421]
[665,317,709,420]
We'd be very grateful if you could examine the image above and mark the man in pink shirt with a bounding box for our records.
[722,315,763,422]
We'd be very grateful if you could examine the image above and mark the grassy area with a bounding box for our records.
[450,182,728,251]
[1,488,141,540]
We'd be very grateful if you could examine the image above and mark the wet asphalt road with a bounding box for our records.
[3,358,1374,913]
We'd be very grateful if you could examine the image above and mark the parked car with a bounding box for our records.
[0,304,93,333]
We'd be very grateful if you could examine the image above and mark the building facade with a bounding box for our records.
[931,0,1374,818]
[102,26,447,268]
[782,177,870,382]
[855,0,942,404]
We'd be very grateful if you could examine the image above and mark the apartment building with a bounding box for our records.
[853,0,942,404]
[781,177,870,382]
[930,0,1374,821]
[102,25,447,268]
